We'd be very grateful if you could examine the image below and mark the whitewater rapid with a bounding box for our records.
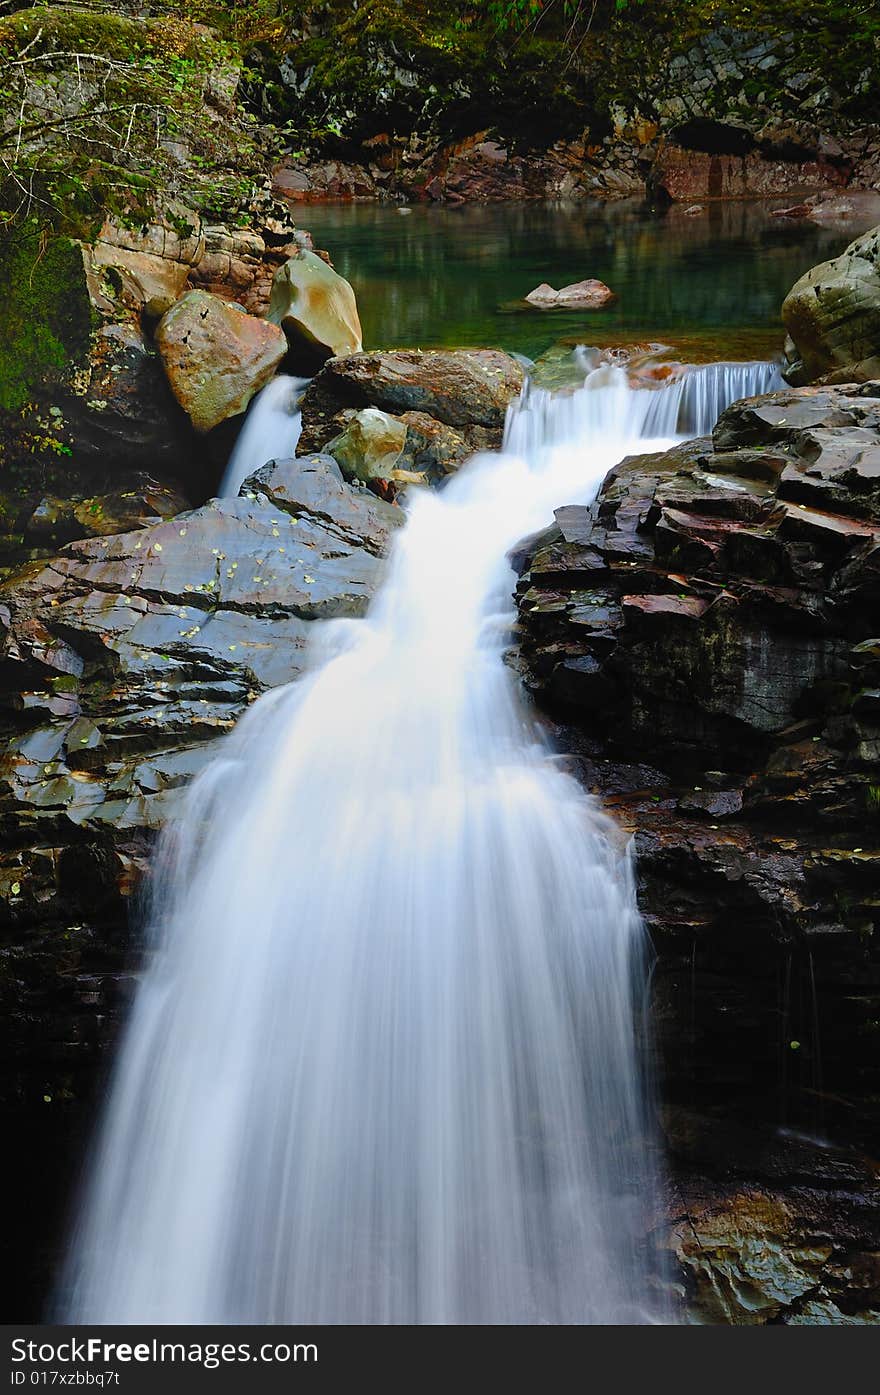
[59,360,777,1324]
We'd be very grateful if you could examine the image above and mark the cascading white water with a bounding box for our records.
[641,359,784,438]
[59,361,773,1325]
[218,375,309,498]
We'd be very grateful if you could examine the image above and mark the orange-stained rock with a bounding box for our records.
[155,290,287,433]
[268,249,362,371]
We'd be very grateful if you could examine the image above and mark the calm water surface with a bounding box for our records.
[302,199,866,361]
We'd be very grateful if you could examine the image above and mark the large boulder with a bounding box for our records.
[299,349,524,467]
[515,382,880,1323]
[268,249,362,371]
[782,224,880,385]
[155,290,287,434]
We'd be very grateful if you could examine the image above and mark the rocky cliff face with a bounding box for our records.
[514,382,880,1322]
[263,7,880,205]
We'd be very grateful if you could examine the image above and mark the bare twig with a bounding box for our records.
[0,104,157,150]
[14,26,44,64]
[9,50,136,71]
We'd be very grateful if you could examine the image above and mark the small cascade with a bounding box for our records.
[640,360,785,438]
[218,375,310,498]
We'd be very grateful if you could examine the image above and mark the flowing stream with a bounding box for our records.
[60,361,777,1324]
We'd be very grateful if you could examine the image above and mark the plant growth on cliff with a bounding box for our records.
[0,3,277,234]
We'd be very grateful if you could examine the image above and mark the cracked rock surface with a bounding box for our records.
[0,454,400,1222]
[515,382,880,1322]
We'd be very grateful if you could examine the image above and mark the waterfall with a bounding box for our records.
[218,375,309,498]
[640,359,784,438]
[60,360,774,1325]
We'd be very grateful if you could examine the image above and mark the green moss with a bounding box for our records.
[0,224,92,412]
[0,6,224,65]
[0,5,265,230]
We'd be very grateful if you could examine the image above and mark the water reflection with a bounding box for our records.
[302,199,870,359]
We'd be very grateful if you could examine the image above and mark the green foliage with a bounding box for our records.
[0,5,270,230]
[0,220,91,412]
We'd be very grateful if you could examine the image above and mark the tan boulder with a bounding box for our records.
[327,407,410,486]
[782,223,880,385]
[268,250,362,368]
[155,290,287,433]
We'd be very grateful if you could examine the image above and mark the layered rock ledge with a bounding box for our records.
[514,382,880,1322]
[0,454,400,1312]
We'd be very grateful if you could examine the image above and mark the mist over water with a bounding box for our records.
[60,363,772,1324]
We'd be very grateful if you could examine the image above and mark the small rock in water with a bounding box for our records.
[525,279,615,310]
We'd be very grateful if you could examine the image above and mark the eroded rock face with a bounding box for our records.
[649,143,846,203]
[155,291,287,434]
[514,382,880,1322]
[782,224,880,385]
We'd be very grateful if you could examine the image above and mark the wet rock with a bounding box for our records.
[515,382,880,1181]
[525,279,615,309]
[0,453,401,1139]
[268,249,362,372]
[782,224,880,385]
[155,290,287,434]
[300,350,524,450]
[326,408,409,487]
[397,412,475,479]
[666,1113,880,1324]
[24,479,189,547]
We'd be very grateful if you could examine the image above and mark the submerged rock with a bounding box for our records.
[155,290,287,434]
[268,249,362,371]
[782,224,880,385]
